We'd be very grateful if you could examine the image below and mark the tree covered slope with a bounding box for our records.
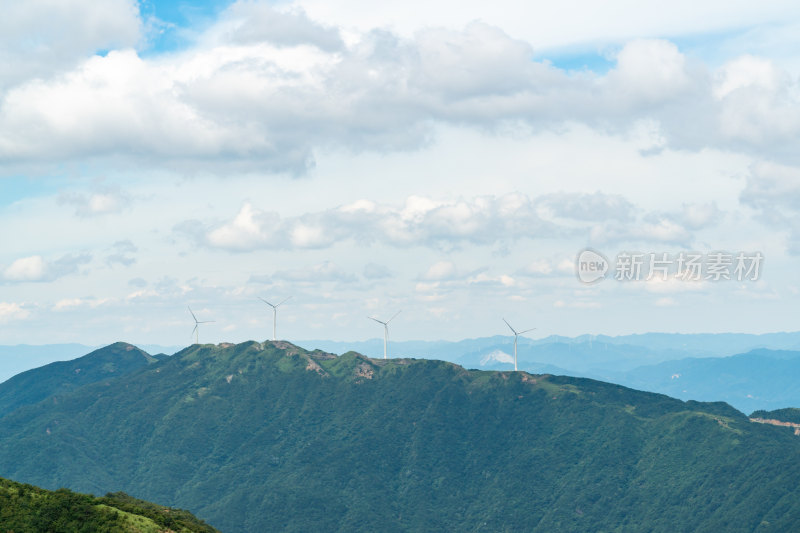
[0,342,155,418]
[0,476,217,532]
[0,341,798,532]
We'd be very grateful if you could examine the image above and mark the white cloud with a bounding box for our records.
[53,297,111,311]
[0,12,799,175]
[0,0,141,88]
[220,2,344,51]
[3,256,46,282]
[192,193,557,252]
[0,302,29,323]
[2,253,91,283]
[420,261,457,281]
[58,187,131,217]
[607,39,692,105]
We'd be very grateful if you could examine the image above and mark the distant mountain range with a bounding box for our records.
[300,333,800,412]
[610,349,800,412]
[0,341,799,531]
[300,331,800,370]
[5,333,800,412]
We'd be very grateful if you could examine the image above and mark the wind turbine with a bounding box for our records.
[258,296,291,341]
[188,306,214,345]
[368,310,401,359]
[503,318,535,371]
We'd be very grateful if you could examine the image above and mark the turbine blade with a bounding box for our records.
[188,306,198,322]
[192,324,198,335]
[519,327,536,335]
[276,296,292,307]
[502,318,517,335]
[386,310,401,324]
[368,316,386,325]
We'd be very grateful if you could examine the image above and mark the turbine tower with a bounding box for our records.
[368,310,401,359]
[188,306,214,345]
[503,318,535,371]
[258,296,291,341]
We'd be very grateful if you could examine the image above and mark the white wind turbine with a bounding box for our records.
[258,296,291,341]
[188,306,214,345]
[503,318,535,371]
[368,311,401,359]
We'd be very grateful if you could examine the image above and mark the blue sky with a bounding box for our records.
[140,0,234,52]
[1,1,800,346]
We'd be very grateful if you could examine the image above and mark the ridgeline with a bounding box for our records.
[0,340,798,531]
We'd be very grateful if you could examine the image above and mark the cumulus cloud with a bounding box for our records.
[606,39,693,106]
[58,187,131,217]
[0,302,29,323]
[713,55,800,154]
[221,2,344,51]
[0,6,798,175]
[2,253,91,283]
[3,256,46,282]
[188,193,557,252]
[0,0,141,89]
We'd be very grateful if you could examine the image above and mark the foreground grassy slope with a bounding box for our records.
[0,476,218,532]
[0,341,798,532]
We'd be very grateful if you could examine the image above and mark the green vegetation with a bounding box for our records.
[751,407,800,423]
[0,476,217,532]
[0,342,155,418]
[0,341,799,531]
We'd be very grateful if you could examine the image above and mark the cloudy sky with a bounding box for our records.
[1,0,799,346]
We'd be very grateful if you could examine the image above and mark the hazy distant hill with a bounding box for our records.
[300,331,800,374]
[0,343,97,383]
[0,342,156,418]
[0,343,181,384]
[0,341,799,531]
[614,349,800,412]
[0,476,217,532]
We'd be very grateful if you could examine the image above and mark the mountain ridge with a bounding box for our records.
[0,340,799,531]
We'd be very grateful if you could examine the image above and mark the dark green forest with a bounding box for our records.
[0,476,217,532]
[0,341,798,532]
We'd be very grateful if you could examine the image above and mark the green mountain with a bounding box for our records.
[751,407,800,424]
[0,476,218,532]
[0,342,155,418]
[0,341,799,532]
